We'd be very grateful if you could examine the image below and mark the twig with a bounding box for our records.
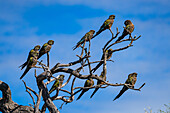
[88,39,91,55]
[34,89,42,113]
[73,83,145,93]
[34,69,37,78]
[38,61,52,81]
[80,41,86,58]
[61,74,72,88]
[84,48,92,76]
[102,49,107,78]
[104,27,119,50]
[109,28,114,37]
[45,74,72,87]
[47,52,50,67]
[106,35,141,51]
[22,80,38,105]
[50,55,90,72]
[103,27,119,50]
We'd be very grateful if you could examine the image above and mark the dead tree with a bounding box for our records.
[0,15,145,113]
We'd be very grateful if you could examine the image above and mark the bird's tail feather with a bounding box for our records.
[72,45,78,50]
[92,61,103,73]
[20,67,30,79]
[116,33,127,42]
[91,29,104,39]
[113,86,128,101]
[76,89,88,100]
[19,62,27,70]
[49,88,55,94]
[90,88,99,98]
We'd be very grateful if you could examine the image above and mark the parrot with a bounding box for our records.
[90,71,106,98]
[20,57,37,79]
[113,72,137,101]
[92,15,115,39]
[91,49,113,73]
[19,45,40,70]
[73,30,95,50]
[38,40,54,59]
[76,78,94,100]
[49,75,65,94]
[116,20,134,42]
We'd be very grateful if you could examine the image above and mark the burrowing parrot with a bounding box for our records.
[76,78,94,100]
[38,40,54,59]
[73,30,95,50]
[92,15,115,39]
[49,75,65,94]
[20,57,38,79]
[91,49,113,73]
[116,20,134,42]
[90,71,106,98]
[113,72,137,101]
[19,45,40,70]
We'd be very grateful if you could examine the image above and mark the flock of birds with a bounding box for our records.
[19,15,137,101]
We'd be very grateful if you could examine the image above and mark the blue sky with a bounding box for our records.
[0,0,170,113]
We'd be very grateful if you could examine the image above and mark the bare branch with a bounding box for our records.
[0,80,12,103]
[34,89,42,113]
[84,48,92,76]
[106,35,141,51]
[61,74,72,88]
[80,41,86,58]
[36,72,60,113]
[88,39,91,55]
[47,52,50,67]
[50,55,90,71]
[103,27,120,50]
[22,80,37,105]
[73,83,145,93]
[34,69,37,78]
[0,80,36,113]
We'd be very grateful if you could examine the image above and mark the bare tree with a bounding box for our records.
[0,15,145,113]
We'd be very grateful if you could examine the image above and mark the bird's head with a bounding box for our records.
[89,30,95,34]
[48,40,54,45]
[132,72,137,77]
[59,74,65,81]
[109,15,115,19]
[124,20,132,26]
[108,48,113,53]
[34,45,41,51]
[128,72,137,78]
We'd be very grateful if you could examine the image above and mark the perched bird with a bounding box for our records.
[19,45,40,70]
[76,78,94,100]
[116,20,134,42]
[20,57,37,79]
[38,40,54,59]
[113,72,137,101]
[49,75,65,94]
[90,71,106,98]
[91,49,113,73]
[92,15,115,39]
[73,30,95,50]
